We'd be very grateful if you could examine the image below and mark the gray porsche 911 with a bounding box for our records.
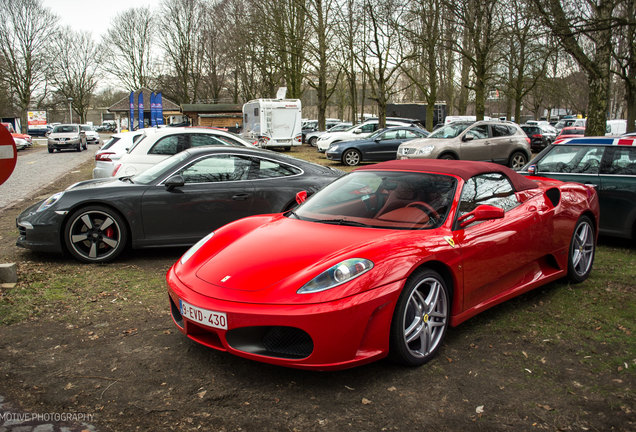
[17,147,343,263]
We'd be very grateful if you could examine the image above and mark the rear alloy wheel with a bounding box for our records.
[509,151,528,169]
[64,205,128,263]
[342,149,362,166]
[439,153,456,160]
[308,137,317,147]
[389,269,449,366]
[567,215,595,283]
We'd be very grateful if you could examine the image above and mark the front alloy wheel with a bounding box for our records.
[567,215,595,283]
[390,269,449,366]
[64,206,127,263]
[342,149,362,166]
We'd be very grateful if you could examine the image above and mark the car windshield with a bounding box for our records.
[329,124,351,132]
[292,171,457,230]
[428,122,472,139]
[53,125,78,133]
[133,151,191,184]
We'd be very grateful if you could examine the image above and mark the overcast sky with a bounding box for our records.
[43,0,155,40]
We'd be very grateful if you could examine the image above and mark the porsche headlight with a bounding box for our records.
[180,232,215,265]
[37,192,64,212]
[416,145,435,155]
[298,258,373,294]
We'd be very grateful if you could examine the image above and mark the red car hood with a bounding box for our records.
[182,215,419,304]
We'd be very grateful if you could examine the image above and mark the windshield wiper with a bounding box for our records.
[315,218,370,227]
[119,176,134,184]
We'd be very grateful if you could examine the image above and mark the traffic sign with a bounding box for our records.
[0,124,17,186]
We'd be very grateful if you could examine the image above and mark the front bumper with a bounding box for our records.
[48,139,81,150]
[166,266,403,370]
[16,202,66,254]
[325,150,342,161]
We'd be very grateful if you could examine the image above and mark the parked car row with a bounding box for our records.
[1,122,33,151]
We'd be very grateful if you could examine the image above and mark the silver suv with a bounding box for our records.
[397,120,531,169]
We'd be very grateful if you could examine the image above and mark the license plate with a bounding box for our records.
[179,300,228,330]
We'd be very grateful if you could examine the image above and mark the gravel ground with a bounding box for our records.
[0,142,96,211]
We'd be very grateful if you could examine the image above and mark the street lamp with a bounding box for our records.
[68,97,73,123]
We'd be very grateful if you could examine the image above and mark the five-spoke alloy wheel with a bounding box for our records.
[390,269,450,366]
[64,205,128,263]
[567,215,595,283]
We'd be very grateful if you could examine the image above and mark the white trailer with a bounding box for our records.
[242,99,302,150]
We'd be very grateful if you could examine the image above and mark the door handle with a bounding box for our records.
[232,193,250,200]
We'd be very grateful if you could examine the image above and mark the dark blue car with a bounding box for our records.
[326,126,429,166]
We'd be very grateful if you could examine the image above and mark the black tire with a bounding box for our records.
[64,205,128,263]
[567,215,595,283]
[308,137,317,147]
[389,268,450,366]
[342,149,362,166]
[508,151,528,170]
[48,147,53,153]
[76,142,81,152]
[438,153,457,160]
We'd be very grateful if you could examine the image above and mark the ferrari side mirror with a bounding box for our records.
[457,204,504,228]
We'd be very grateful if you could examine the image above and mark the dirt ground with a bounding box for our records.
[0,158,633,432]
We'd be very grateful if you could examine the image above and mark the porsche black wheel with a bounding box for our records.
[64,205,128,263]
[389,269,449,366]
[567,215,595,283]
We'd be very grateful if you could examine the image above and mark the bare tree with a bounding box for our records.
[301,0,341,130]
[199,1,228,103]
[50,29,102,123]
[334,0,363,123]
[101,7,156,91]
[500,3,552,123]
[360,0,411,127]
[0,0,58,132]
[400,0,444,130]
[159,0,206,104]
[531,0,619,136]
[611,0,635,132]
[444,0,505,121]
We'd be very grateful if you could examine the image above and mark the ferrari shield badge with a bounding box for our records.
[444,236,455,248]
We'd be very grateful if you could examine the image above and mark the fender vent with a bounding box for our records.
[546,188,561,207]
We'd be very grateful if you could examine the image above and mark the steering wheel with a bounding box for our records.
[406,201,440,221]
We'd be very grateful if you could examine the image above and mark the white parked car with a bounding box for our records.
[93,130,147,178]
[80,124,101,144]
[112,127,254,177]
[316,119,423,152]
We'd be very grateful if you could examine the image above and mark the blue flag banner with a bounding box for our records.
[138,92,144,129]
[150,92,156,127]
[157,92,164,125]
[129,91,134,130]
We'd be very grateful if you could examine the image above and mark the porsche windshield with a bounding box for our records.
[293,171,457,230]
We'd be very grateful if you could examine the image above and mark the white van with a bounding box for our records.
[605,119,627,136]
[242,99,302,150]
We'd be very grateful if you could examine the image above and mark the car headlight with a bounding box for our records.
[416,145,435,155]
[298,258,374,294]
[37,192,64,212]
[180,232,215,265]
[328,144,340,151]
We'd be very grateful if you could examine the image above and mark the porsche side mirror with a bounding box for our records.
[457,204,504,228]
[165,175,185,191]
[462,133,474,142]
[296,190,308,204]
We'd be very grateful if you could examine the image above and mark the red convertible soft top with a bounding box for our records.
[357,159,538,192]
